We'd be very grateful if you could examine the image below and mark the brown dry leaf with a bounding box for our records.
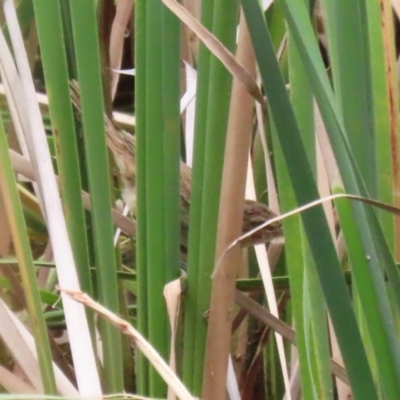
[0,299,43,393]
[392,0,400,19]
[383,0,400,261]
[0,298,79,395]
[235,290,349,385]
[161,0,265,105]
[61,288,198,400]
[163,279,182,400]
[315,117,336,239]
[0,364,36,394]
[314,103,342,188]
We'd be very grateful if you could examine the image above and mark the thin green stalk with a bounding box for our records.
[182,0,213,389]
[242,1,377,397]
[135,0,181,396]
[278,0,400,397]
[334,185,400,397]
[134,0,148,393]
[32,0,92,298]
[144,0,168,395]
[322,0,377,196]
[0,114,56,394]
[69,0,123,392]
[161,6,181,285]
[364,0,397,251]
[287,12,332,397]
[272,128,315,399]
[302,250,333,400]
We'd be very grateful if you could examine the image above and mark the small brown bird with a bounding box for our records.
[70,81,283,247]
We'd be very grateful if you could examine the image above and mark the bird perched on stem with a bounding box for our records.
[70,81,282,248]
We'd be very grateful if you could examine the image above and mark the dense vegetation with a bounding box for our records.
[0,0,399,399]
